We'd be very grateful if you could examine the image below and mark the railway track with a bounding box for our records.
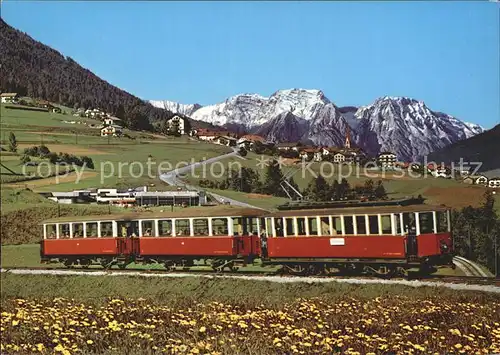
[453,256,491,277]
[2,265,498,288]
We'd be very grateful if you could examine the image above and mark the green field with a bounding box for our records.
[0,103,231,191]
[187,154,500,212]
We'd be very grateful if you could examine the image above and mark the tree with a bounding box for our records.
[78,156,94,169]
[363,179,375,197]
[338,178,351,200]
[8,132,17,152]
[304,175,329,201]
[262,159,286,197]
[374,180,387,200]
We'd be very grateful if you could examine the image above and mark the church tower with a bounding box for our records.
[344,126,351,149]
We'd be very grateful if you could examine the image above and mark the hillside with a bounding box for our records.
[0,19,214,132]
[428,124,500,172]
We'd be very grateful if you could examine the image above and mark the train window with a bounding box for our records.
[248,218,259,235]
[297,218,306,236]
[332,216,342,235]
[320,217,330,235]
[394,214,403,235]
[368,215,379,235]
[265,218,273,237]
[436,211,448,233]
[193,219,209,236]
[86,222,98,238]
[285,218,295,236]
[100,222,113,237]
[141,220,156,237]
[117,221,138,237]
[275,218,284,237]
[212,218,228,236]
[59,224,70,238]
[344,216,354,234]
[233,218,249,236]
[356,216,367,235]
[418,212,434,234]
[381,215,392,234]
[72,223,84,238]
[46,224,57,239]
[402,213,416,234]
[307,217,318,236]
[175,219,190,236]
[158,220,172,237]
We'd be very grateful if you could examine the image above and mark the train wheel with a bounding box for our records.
[80,259,91,269]
[373,266,396,278]
[100,259,113,269]
[284,265,306,276]
[307,265,323,276]
[63,260,74,268]
[164,261,174,271]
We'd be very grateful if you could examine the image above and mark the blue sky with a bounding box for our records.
[2,1,499,128]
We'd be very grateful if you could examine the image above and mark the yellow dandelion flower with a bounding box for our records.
[199,326,206,333]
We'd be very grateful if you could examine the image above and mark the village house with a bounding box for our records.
[276,142,301,152]
[476,175,489,186]
[237,135,266,150]
[462,175,488,185]
[104,116,123,127]
[299,147,319,161]
[85,108,107,119]
[488,177,500,189]
[462,176,475,185]
[333,152,346,164]
[101,125,123,137]
[427,164,451,178]
[0,93,19,104]
[165,115,189,135]
[214,135,237,147]
[195,129,219,142]
[377,152,397,169]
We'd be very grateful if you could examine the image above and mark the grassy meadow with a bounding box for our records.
[186,152,500,212]
[0,103,231,192]
[1,274,499,354]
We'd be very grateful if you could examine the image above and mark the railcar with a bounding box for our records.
[260,202,453,276]
[40,199,454,277]
[40,206,266,270]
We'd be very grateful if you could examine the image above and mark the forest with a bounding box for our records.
[0,19,207,132]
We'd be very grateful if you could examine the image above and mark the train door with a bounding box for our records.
[117,221,139,256]
[402,212,418,258]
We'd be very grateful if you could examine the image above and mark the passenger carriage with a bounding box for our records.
[260,203,453,276]
[40,206,266,270]
[40,200,454,277]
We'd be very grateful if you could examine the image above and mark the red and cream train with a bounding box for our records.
[40,200,454,277]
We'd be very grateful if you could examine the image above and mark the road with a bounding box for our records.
[2,268,498,294]
[159,147,266,210]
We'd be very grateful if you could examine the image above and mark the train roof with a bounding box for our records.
[268,204,449,217]
[41,206,267,224]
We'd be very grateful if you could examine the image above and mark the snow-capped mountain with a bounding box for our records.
[149,100,202,117]
[254,112,309,143]
[149,89,484,161]
[353,96,484,159]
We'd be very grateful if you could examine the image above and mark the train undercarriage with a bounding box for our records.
[42,253,455,279]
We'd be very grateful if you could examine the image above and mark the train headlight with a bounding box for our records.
[440,241,449,253]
